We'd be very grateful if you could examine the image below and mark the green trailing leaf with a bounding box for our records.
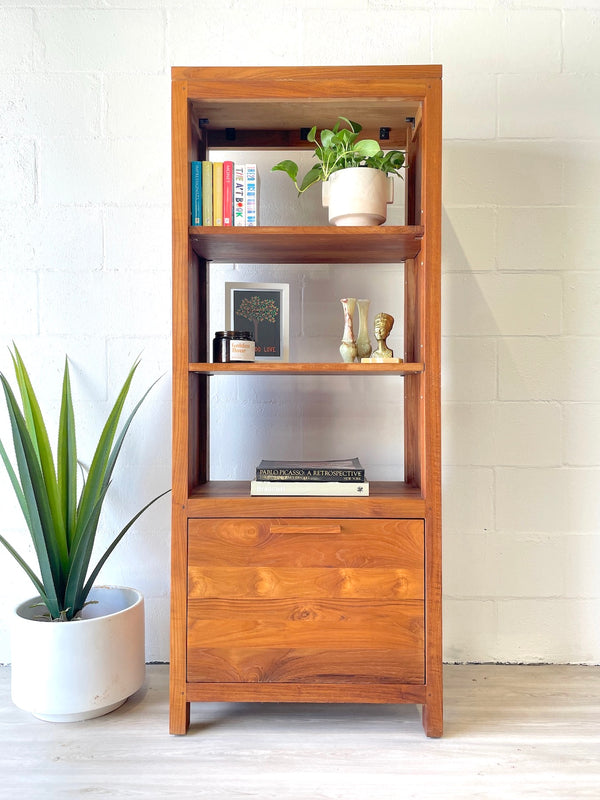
[272,116,405,193]
[0,348,168,621]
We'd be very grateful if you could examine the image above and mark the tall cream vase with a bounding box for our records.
[11,585,145,722]
[322,167,394,226]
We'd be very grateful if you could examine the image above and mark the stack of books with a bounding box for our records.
[250,458,369,496]
[191,161,258,227]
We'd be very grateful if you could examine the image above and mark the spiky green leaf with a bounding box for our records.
[0,374,62,618]
[57,359,78,549]
[11,346,68,569]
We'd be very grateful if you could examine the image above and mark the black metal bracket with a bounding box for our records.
[300,127,311,141]
[225,128,236,141]
[379,127,391,140]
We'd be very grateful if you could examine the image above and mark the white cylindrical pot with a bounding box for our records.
[11,585,145,722]
[322,167,394,226]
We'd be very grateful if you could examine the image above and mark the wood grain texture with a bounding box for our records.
[169,78,192,735]
[189,226,423,264]
[186,647,424,684]
[188,518,424,568]
[186,482,426,519]
[188,566,423,601]
[421,72,443,740]
[189,362,424,375]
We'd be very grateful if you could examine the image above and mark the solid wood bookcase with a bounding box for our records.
[170,66,443,737]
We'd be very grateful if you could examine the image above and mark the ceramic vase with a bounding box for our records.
[322,167,394,226]
[11,585,145,722]
[339,298,358,363]
[356,298,372,359]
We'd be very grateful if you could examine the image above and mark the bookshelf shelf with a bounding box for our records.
[189,225,424,264]
[186,481,425,518]
[189,362,425,376]
[171,66,442,738]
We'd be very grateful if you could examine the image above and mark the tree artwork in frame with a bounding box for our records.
[225,283,290,362]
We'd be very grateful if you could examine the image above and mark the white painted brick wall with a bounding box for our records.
[0,0,599,667]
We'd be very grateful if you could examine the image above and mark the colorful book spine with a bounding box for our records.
[223,160,234,226]
[212,162,223,226]
[245,163,258,226]
[234,164,245,226]
[250,480,369,497]
[190,161,202,226]
[202,161,213,226]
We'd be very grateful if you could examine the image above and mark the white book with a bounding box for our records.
[245,163,258,226]
[250,480,369,497]
[234,163,245,226]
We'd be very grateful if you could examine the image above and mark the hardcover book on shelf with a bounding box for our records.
[202,161,213,226]
[245,163,258,226]
[234,164,245,225]
[223,160,234,226]
[212,162,223,225]
[250,480,369,497]
[255,457,365,482]
[190,161,202,225]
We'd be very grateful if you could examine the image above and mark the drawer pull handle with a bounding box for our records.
[269,524,342,535]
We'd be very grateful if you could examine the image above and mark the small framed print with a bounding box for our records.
[225,282,289,361]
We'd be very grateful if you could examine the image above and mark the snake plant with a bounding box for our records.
[272,116,405,194]
[0,346,168,621]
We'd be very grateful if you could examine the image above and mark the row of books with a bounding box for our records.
[250,458,369,496]
[191,161,258,227]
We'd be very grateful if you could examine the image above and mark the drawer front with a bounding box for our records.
[187,518,424,684]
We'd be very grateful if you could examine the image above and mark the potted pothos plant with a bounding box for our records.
[272,117,405,226]
[0,346,168,721]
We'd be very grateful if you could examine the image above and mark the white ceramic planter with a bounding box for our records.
[322,167,394,226]
[11,585,145,722]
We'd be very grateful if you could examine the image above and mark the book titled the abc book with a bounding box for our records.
[255,457,365,482]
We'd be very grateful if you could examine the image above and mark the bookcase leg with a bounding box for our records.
[170,697,190,735]
[422,697,443,738]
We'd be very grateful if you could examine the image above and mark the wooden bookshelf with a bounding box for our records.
[171,66,443,737]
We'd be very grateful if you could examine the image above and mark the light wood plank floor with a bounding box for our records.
[1,664,598,799]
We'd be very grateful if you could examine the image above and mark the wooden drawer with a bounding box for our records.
[187,518,424,684]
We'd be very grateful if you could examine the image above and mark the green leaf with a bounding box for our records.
[354,139,382,158]
[63,482,111,619]
[0,375,62,618]
[271,160,299,182]
[57,359,78,549]
[339,117,361,133]
[11,347,68,569]
[298,165,324,193]
[320,129,335,149]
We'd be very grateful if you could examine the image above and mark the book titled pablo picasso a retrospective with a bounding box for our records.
[255,457,365,483]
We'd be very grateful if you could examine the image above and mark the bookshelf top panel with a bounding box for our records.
[173,65,441,140]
